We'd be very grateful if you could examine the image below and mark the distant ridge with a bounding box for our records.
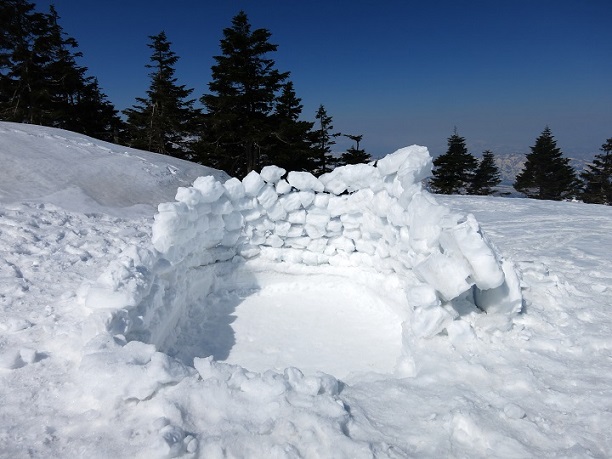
[494,153,589,186]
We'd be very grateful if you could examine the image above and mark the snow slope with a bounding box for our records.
[1,122,611,458]
[0,122,227,217]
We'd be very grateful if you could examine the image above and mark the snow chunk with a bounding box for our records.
[474,259,523,315]
[376,144,431,182]
[279,193,302,212]
[298,190,315,208]
[260,165,286,184]
[275,178,291,195]
[412,305,455,338]
[192,175,226,202]
[446,214,504,290]
[257,185,278,209]
[413,251,472,301]
[320,163,381,194]
[242,171,265,196]
[287,171,324,192]
[80,340,194,403]
[224,177,246,201]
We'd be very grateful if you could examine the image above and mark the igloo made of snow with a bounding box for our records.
[81,145,522,398]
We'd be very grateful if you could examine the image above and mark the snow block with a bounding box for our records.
[242,171,265,196]
[224,177,245,201]
[287,171,324,192]
[413,251,473,301]
[319,163,381,194]
[260,165,286,184]
[474,259,523,315]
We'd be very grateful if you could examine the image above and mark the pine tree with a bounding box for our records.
[514,127,579,200]
[0,0,51,123]
[267,81,316,172]
[72,77,123,143]
[339,134,371,166]
[124,31,198,157]
[312,104,340,175]
[39,5,85,127]
[468,150,501,195]
[430,129,478,194]
[581,138,612,205]
[40,6,122,140]
[198,11,289,178]
[0,2,122,140]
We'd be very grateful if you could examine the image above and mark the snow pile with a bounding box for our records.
[0,121,226,217]
[82,145,522,388]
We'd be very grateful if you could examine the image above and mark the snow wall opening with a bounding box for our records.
[82,145,522,381]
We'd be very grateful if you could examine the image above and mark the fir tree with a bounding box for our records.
[312,104,340,175]
[430,129,478,194]
[124,31,198,157]
[468,150,501,195]
[514,127,579,200]
[39,5,85,127]
[72,77,123,143]
[40,6,122,140]
[339,134,371,166]
[581,138,612,205]
[267,81,316,172]
[198,11,289,178]
[0,0,51,124]
[0,2,122,140]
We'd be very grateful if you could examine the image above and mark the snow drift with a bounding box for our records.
[81,144,522,399]
[0,121,226,216]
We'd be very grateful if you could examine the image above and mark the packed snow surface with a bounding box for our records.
[1,122,611,458]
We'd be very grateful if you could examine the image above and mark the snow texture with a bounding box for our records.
[2,122,611,458]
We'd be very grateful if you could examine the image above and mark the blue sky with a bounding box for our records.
[37,0,612,159]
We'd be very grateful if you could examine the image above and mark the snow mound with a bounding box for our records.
[0,122,227,217]
[81,145,522,402]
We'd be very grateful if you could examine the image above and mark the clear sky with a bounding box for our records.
[36,0,612,159]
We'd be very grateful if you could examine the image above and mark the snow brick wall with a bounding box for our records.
[81,145,522,392]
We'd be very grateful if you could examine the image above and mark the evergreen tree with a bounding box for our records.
[40,6,122,140]
[198,11,289,178]
[468,150,501,195]
[0,0,51,123]
[0,2,122,140]
[312,104,340,175]
[430,129,478,194]
[339,134,371,166]
[581,138,612,205]
[124,31,198,157]
[514,127,579,200]
[72,77,124,143]
[39,5,85,127]
[267,81,316,172]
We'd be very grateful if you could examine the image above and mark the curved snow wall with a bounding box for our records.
[83,146,522,353]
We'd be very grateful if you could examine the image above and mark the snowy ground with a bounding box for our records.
[1,123,611,458]
[167,269,403,379]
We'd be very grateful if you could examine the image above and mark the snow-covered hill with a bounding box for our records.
[0,122,226,217]
[1,122,611,458]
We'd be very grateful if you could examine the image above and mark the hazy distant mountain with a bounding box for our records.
[494,153,589,186]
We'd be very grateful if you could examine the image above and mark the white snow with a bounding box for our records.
[1,121,611,458]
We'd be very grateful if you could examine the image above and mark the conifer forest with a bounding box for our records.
[1,1,610,203]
